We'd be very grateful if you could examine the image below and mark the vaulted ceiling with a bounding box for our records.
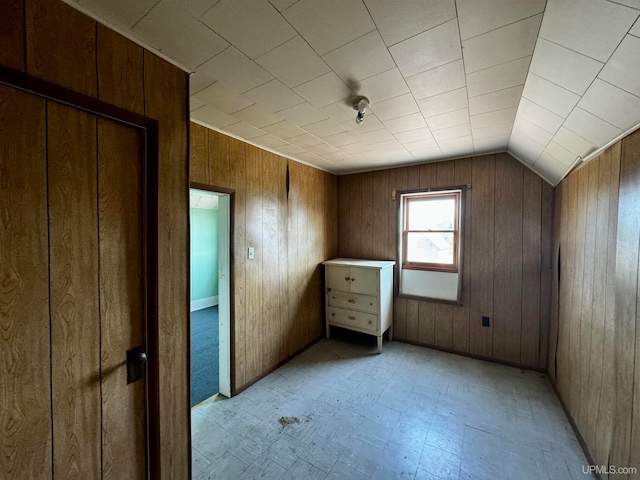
[67,0,640,184]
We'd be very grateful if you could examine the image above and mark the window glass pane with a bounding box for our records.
[407,197,455,231]
[406,232,454,264]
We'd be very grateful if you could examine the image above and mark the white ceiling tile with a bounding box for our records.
[412,147,443,161]
[473,135,510,153]
[223,121,265,139]
[468,86,523,115]
[456,0,546,40]
[466,57,529,97]
[190,72,216,95]
[405,138,439,151]
[363,0,456,46]
[253,134,289,149]
[195,194,219,209]
[614,0,640,10]
[578,78,640,130]
[383,113,427,134]
[277,102,329,126]
[599,35,640,97]
[394,128,434,144]
[369,139,404,152]
[427,108,470,131]
[276,143,306,156]
[512,116,553,146]
[340,142,374,154]
[439,136,474,154]
[433,123,472,141]
[321,100,359,123]
[522,73,580,118]
[463,15,542,74]
[470,107,517,129]
[201,0,296,59]
[552,127,596,158]
[293,72,352,108]
[321,151,352,162]
[243,80,304,111]
[198,47,273,94]
[508,131,546,162]
[190,97,206,111]
[303,119,346,138]
[418,88,468,118]
[174,0,221,18]
[543,141,578,167]
[232,104,283,128]
[472,122,513,139]
[255,36,330,88]
[288,133,324,147]
[351,68,410,102]
[632,17,640,36]
[132,0,229,70]
[269,0,298,12]
[282,0,376,55]
[193,83,255,114]
[295,151,324,164]
[529,38,603,96]
[562,108,623,146]
[341,114,384,134]
[389,20,462,77]
[406,60,466,100]
[322,132,359,147]
[370,94,420,121]
[306,142,339,155]
[77,0,158,28]
[191,105,239,128]
[517,98,564,135]
[532,153,567,184]
[322,31,396,84]
[262,120,306,139]
[355,128,395,144]
[539,0,638,63]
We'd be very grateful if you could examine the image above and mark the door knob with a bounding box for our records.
[135,352,148,366]
[127,346,147,384]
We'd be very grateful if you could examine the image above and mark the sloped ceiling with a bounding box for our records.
[67,0,640,184]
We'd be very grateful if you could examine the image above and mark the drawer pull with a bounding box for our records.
[368,321,372,325]
[348,315,356,320]
[348,298,356,303]
[331,313,336,316]
[344,276,351,281]
[351,278,356,282]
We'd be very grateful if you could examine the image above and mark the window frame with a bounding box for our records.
[401,190,461,273]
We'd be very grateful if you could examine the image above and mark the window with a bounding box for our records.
[401,189,462,273]
[397,186,465,303]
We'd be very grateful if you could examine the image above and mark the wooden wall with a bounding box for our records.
[0,0,190,478]
[337,153,554,370]
[190,123,338,391]
[550,129,640,478]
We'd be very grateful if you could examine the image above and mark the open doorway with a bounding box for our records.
[189,188,231,406]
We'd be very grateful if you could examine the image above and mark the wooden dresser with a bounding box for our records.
[322,258,395,353]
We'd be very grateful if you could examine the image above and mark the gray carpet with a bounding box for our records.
[190,306,219,407]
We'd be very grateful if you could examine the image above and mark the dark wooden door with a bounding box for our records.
[1,83,148,478]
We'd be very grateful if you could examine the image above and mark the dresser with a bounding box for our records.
[322,258,395,353]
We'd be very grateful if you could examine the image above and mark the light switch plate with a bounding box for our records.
[248,247,255,259]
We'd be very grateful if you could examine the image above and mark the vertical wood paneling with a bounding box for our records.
[277,156,289,358]
[209,130,230,189]
[338,175,350,257]
[0,0,25,71]
[405,166,420,340]
[361,171,374,259]
[96,25,144,115]
[189,123,209,184]
[48,103,101,479]
[26,0,97,97]
[539,181,553,370]
[0,86,50,478]
[287,160,301,355]
[97,118,146,479]
[245,144,263,378]
[372,170,389,260]
[389,167,408,339]
[229,138,247,387]
[349,174,363,257]
[521,169,541,367]
[143,51,189,480]
[469,155,495,358]
[418,302,435,346]
[453,158,472,353]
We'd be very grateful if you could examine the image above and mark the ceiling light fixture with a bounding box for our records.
[353,97,370,125]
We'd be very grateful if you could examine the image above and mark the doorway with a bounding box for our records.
[189,188,231,406]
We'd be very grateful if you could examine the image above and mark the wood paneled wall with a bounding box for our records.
[550,129,640,478]
[190,124,338,391]
[337,153,553,370]
[0,0,190,477]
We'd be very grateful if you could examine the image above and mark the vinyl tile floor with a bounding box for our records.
[191,335,593,480]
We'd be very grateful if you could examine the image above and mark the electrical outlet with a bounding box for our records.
[482,316,490,327]
[248,247,255,260]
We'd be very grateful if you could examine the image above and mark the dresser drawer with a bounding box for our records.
[328,307,377,332]
[327,291,377,314]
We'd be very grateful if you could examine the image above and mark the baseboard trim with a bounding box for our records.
[233,336,323,396]
[190,296,218,312]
